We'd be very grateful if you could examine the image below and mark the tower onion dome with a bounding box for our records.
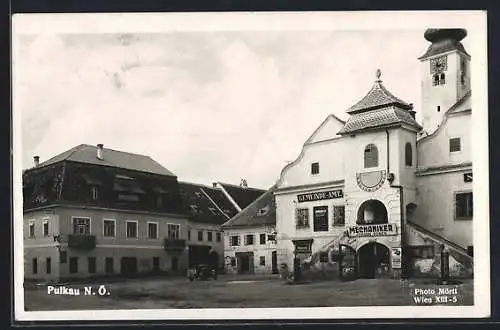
[424,29,467,43]
[419,28,469,60]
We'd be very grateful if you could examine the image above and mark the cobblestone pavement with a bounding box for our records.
[23,275,474,311]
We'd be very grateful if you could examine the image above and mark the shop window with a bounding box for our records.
[260,233,266,245]
[364,144,379,168]
[449,138,461,152]
[88,257,96,274]
[69,257,78,274]
[296,208,310,229]
[313,206,329,232]
[260,256,266,266]
[455,192,473,220]
[105,257,114,273]
[230,235,240,246]
[333,206,345,226]
[46,257,51,274]
[405,143,412,166]
[319,252,329,263]
[59,250,67,264]
[311,162,320,175]
[245,234,254,245]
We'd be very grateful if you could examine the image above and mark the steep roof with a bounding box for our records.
[339,106,422,135]
[339,70,421,135]
[32,144,176,177]
[178,182,239,225]
[346,70,413,114]
[221,185,276,229]
[218,182,267,210]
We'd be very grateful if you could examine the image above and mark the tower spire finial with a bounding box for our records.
[375,69,382,81]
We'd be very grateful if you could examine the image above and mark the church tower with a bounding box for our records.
[419,29,471,135]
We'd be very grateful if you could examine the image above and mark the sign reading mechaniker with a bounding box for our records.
[348,223,398,238]
[297,190,343,203]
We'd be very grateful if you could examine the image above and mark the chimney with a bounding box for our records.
[34,156,40,167]
[240,179,248,188]
[97,144,104,160]
[212,182,217,189]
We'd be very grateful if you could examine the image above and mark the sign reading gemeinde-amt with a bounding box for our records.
[348,223,397,237]
[297,189,343,203]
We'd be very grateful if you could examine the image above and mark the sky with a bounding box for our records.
[13,25,472,189]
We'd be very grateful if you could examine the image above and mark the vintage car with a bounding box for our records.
[187,264,217,281]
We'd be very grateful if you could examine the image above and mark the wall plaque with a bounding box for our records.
[297,190,343,203]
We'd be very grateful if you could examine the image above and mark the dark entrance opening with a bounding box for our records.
[272,251,278,274]
[209,251,219,270]
[121,257,138,276]
[188,245,211,268]
[236,252,254,274]
[152,257,160,272]
[171,257,179,271]
[357,243,390,279]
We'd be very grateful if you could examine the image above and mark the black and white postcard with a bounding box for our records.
[12,11,490,321]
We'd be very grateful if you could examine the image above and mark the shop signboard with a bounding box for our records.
[347,223,398,238]
[391,247,402,269]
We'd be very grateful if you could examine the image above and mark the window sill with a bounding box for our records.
[296,226,310,230]
[454,217,472,221]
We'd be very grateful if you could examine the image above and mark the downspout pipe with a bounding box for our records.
[386,129,408,279]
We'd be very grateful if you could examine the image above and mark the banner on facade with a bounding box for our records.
[347,223,398,237]
[391,247,402,269]
[297,189,343,203]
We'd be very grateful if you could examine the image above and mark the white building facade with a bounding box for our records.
[274,29,473,279]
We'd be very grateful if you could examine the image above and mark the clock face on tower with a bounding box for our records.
[430,55,448,74]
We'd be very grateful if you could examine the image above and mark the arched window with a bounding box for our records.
[364,144,378,168]
[440,73,446,85]
[405,143,412,166]
[433,74,439,86]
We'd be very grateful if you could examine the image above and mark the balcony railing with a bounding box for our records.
[68,234,97,250]
[164,238,186,251]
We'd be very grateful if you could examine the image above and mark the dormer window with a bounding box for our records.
[91,186,99,200]
[364,144,379,168]
[190,205,200,214]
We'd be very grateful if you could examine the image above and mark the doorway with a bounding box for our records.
[271,251,278,274]
[357,243,390,279]
[120,257,138,276]
[209,251,220,270]
[236,252,254,274]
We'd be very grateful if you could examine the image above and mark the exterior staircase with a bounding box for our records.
[406,220,473,271]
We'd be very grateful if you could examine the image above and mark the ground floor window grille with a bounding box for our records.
[455,192,473,220]
[230,235,240,246]
[46,257,51,274]
[296,208,310,229]
[333,206,345,226]
[260,256,266,266]
[69,257,78,274]
[32,258,38,274]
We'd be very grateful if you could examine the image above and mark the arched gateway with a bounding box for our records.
[357,242,391,278]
